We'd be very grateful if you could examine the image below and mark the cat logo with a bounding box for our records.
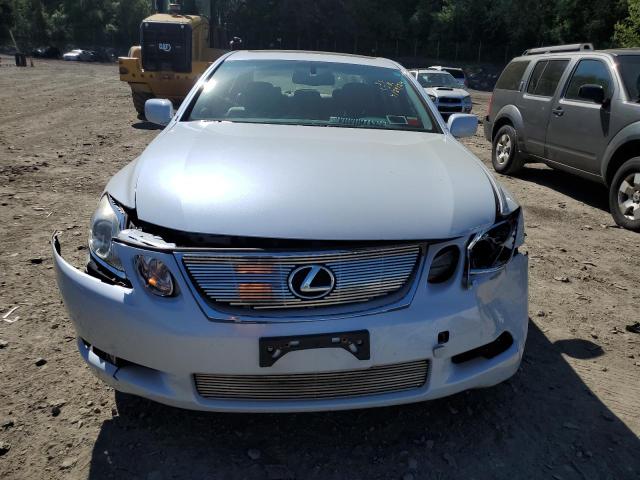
[158,43,172,52]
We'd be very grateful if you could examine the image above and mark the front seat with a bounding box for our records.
[235,81,283,117]
[291,89,325,119]
[333,82,377,117]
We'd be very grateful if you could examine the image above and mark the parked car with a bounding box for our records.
[53,50,528,412]
[484,43,640,231]
[429,65,467,88]
[409,69,472,118]
[32,46,61,59]
[466,68,501,91]
[63,49,93,61]
[92,47,116,63]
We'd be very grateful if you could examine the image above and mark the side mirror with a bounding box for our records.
[145,98,174,126]
[447,114,478,138]
[578,84,605,104]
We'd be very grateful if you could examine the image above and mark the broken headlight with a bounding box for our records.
[465,208,522,285]
[89,195,126,274]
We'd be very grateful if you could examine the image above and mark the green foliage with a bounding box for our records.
[615,0,640,47]
[2,0,151,47]
[0,0,635,59]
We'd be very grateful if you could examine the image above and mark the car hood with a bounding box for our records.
[109,122,497,240]
[425,87,469,98]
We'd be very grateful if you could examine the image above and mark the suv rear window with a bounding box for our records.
[526,60,569,97]
[495,61,529,91]
[526,62,547,94]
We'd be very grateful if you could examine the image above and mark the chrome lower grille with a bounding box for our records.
[179,244,422,310]
[194,360,429,400]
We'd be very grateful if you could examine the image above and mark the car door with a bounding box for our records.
[544,58,615,174]
[518,59,570,157]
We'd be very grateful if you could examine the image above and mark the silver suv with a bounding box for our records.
[484,44,640,231]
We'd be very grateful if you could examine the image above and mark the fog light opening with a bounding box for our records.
[451,332,514,364]
[428,246,460,284]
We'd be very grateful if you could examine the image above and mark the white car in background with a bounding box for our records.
[410,69,473,119]
[63,49,92,61]
[54,50,527,413]
[429,65,468,88]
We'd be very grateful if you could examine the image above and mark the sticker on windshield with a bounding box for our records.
[406,117,422,127]
[329,117,387,127]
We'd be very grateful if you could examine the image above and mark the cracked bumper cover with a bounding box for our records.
[52,233,529,413]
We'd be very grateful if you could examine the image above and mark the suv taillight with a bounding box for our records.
[487,93,494,117]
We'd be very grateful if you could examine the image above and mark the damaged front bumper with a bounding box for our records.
[52,232,529,413]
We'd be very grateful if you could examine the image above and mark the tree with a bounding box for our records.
[614,0,640,47]
[551,0,627,48]
[0,0,14,38]
[0,0,635,60]
[113,0,153,47]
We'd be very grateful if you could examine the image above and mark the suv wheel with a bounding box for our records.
[609,157,640,231]
[492,125,525,175]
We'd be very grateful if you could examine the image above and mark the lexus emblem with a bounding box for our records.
[159,43,172,52]
[288,265,335,300]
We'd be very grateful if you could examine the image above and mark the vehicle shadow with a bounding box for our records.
[86,322,639,480]
[516,164,610,213]
[132,121,163,131]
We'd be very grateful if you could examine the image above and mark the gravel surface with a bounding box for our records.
[0,57,639,480]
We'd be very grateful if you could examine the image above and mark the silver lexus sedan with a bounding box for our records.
[53,51,528,412]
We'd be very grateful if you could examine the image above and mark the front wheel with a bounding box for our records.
[492,125,525,175]
[609,157,640,231]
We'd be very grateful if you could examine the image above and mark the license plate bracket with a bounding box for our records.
[259,330,370,367]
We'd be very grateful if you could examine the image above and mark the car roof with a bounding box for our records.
[227,50,402,69]
[411,69,452,74]
[599,48,640,56]
[430,65,464,71]
[512,48,640,62]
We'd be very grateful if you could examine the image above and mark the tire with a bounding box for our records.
[131,90,153,118]
[492,125,525,175]
[609,157,640,232]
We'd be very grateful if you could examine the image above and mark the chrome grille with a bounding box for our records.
[194,360,429,400]
[180,244,422,310]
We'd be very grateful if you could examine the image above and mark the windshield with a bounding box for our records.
[416,72,459,88]
[617,55,640,102]
[185,60,438,132]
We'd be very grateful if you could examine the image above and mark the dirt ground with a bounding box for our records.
[0,56,639,480]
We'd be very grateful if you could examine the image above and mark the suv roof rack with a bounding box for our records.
[522,43,594,56]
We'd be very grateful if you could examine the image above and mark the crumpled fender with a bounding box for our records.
[104,157,142,209]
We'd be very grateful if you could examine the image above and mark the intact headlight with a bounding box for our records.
[428,94,436,102]
[465,208,522,286]
[89,195,126,273]
[462,95,472,105]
